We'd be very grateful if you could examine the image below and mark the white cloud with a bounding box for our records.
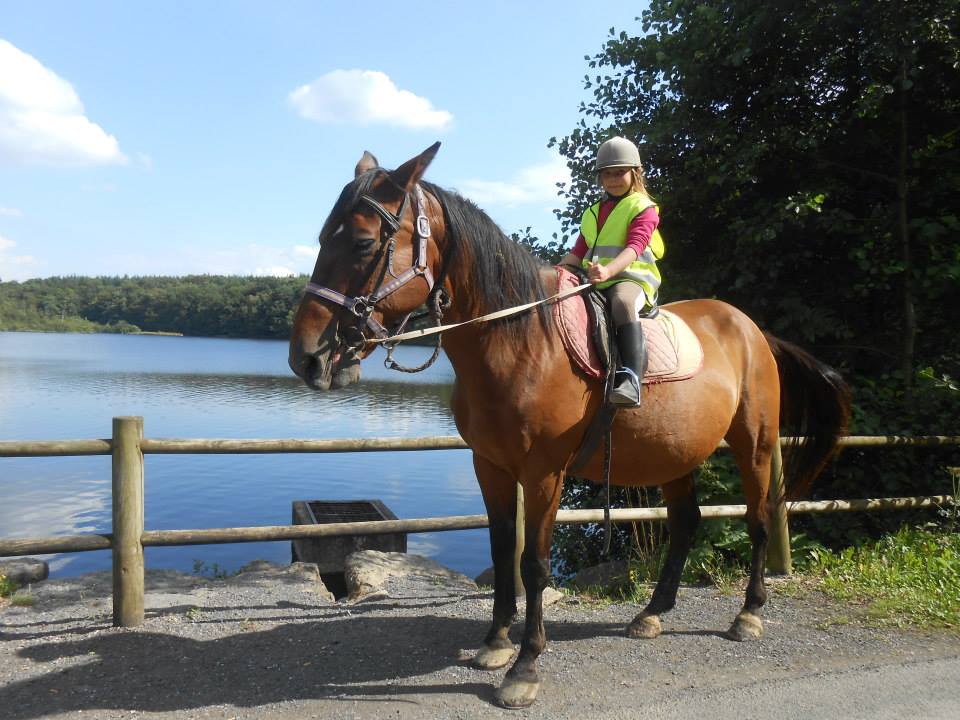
[0,233,39,280]
[458,155,571,208]
[0,39,127,167]
[177,243,314,277]
[0,206,23,217]
[253,265,297,277]
[293,244,317,258]
[290,69,453,131]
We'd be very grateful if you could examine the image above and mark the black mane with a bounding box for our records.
[421,180,552,346]
[319,170,552,347]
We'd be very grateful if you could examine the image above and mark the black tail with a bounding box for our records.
[765,333,851,500]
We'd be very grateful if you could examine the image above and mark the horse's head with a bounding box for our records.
[289,142,443,390]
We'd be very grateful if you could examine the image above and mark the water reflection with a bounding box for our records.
[0,332,488,579]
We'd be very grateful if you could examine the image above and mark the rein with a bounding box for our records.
[365,281,591,346]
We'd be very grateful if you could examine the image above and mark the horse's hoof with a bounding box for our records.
[725,611,763,641]
[627,613,662,639]
[472,645,515,670]
[496,676,541,709]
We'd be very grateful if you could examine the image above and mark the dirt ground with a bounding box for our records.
[1,560,958,719]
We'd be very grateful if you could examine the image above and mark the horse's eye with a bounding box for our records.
[355,236,376,254]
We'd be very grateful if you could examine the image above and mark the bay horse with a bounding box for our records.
[288,143,850,708]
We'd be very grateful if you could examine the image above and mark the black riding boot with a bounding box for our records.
[610,321,648,407]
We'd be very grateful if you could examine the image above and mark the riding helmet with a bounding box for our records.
[595,136,642,171]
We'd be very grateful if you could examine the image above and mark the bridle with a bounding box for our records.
[303,182,448,372]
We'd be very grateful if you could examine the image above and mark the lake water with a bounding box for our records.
[0,332,490,579]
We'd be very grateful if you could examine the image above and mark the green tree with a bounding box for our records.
[0,275,310,339]
[551,0,959,387]
[549,0,960,575]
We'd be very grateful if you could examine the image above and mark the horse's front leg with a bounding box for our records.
[472,454,519,670]
[497,468,563,709]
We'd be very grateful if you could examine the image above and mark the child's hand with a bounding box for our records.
[587,262,611,284]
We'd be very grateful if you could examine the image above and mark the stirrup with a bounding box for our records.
[609,368,641,407]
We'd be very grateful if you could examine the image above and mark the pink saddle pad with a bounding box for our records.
[553,267,703,384]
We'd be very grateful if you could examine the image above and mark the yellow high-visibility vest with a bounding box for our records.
[580,192,664,298]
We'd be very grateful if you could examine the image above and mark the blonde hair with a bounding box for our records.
[630,168,649,197]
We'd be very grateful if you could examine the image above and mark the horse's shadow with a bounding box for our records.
[3,609,626,718]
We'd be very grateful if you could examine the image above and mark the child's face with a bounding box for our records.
[599,167,634,197]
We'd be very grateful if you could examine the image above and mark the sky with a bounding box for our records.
[0,1,649,281]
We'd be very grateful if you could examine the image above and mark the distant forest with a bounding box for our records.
[0,275,308,338]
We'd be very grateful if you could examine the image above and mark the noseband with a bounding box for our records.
[303,183,447,372]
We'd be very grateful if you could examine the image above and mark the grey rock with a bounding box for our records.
[228,560,335,602]
[344,550,477,601]
[569,559,629,590]
[0,558,49,585]
[472,567,565,607]
[474,565,495,586]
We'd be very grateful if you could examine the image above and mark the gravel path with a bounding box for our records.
[2,559,958,719]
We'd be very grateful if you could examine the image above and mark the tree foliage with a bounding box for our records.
[0,275,308,339]
[551,0,959,380]
[549,0,960,576]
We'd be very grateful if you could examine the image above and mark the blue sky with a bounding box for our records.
[0,1,648,281]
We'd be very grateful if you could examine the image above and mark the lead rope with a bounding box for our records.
[382,288,448,373]
[602,423,614,556]
[601,362,620,557]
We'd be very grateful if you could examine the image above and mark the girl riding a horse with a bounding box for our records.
[560,136,664,407]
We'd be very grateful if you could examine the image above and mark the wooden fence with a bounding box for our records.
[1,416,956,628]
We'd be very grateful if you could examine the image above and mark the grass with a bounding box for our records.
[803,525,959,629]
[191,559,236,580]
[564,525,959,632]
[0,573,17,598]
[10,592,37,607]
[1,573,37,607]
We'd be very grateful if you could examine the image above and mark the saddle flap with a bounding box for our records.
[554,267,605,379]
[554,267,703,384]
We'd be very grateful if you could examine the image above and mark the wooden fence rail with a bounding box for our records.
[1,417,957,628]
[4,434,960,458]
[3,496,952,557]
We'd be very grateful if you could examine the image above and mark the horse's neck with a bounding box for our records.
[441,265,559,386]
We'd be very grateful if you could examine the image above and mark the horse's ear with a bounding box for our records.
[390,142,441,190]
[355,151,379,177]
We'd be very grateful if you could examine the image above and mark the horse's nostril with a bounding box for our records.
[289,350,316,380]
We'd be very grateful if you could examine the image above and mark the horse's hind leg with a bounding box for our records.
[725,430,777,641]
[627,474,700,639]
[471,454,519,670]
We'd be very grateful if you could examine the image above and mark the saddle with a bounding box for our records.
[553,265,705,552]
[553,266,703,384]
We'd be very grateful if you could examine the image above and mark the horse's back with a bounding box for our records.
[596,298,779,485]
[659,298,779,403]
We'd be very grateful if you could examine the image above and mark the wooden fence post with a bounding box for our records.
[765,438,793,575]
[112,416,145,627]
[514,482,525,597]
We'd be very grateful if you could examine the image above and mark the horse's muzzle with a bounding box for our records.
[289,342,361,391]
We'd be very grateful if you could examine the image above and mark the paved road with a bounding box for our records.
[634,656,960,720]
[2,565,958,719]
